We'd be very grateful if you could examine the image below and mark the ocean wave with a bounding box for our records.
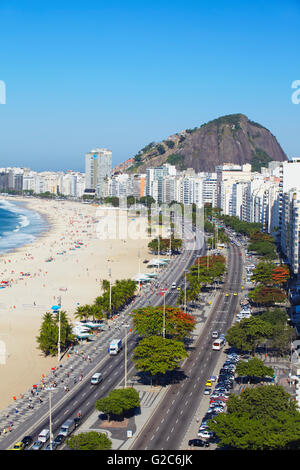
[13,214,30,232]
[0,199,47,253]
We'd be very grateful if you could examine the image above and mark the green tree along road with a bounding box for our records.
[177,254,226,305]
[235,357,274,383]
[132,336,188,385]
[36,311,74,356]
[225,317,273,354]
[95,388,140,422]
[248,285,286,306]
[66,431,112,450]
[148,236,183,254]
[131,306,196,340]
[95,278,137,318]
[208,386,300,450]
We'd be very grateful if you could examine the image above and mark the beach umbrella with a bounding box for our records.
[51,305,60,311]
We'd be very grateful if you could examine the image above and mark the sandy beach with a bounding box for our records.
[0,197,150,410]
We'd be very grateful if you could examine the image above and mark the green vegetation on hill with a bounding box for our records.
[166,153,186,169]
[251,148,272,172]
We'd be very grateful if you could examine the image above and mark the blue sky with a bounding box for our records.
[0,0,300,171]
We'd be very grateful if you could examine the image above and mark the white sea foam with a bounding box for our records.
[0,199,47,253]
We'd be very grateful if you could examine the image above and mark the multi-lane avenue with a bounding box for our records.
[131,242,243,450]
[0,220,204,450]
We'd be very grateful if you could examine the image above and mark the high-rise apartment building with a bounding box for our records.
[85,148,112,197]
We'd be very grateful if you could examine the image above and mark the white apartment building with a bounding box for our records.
[202,173,218,207]
[85,148,112,197]
[146,164,176,202]
[278,159,300,275]
[216,163,253,216]
[281,188,300,275]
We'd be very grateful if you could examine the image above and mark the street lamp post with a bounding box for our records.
[123,325,131,388]
[51,304,61,363]
[184,271,188,314]
[109,267,112,316]
[163,292,166,338]
[45,386,55,450]
[58,309,61,362]
[158,288,167,338]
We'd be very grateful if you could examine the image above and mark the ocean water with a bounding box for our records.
[0,199,48,254]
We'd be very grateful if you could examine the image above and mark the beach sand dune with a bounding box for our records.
[0,198,151,410]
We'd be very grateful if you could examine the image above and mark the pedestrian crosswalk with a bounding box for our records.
[139,390,159,408]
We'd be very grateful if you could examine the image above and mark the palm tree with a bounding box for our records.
[74,304,92,322]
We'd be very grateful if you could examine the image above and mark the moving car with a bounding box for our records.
[38,429,50,443]
[59,419,76,437]
[212,331,219,339]
[21,436,33,448]
[45,441,59,450]
[90,372,103,385]
[31,440,44,450]
[53,434,65,447]
[10,441,25,450]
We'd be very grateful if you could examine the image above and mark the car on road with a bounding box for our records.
[21,436,33,448]
[53,434,65,447]
[38,428,50,443]
[171,283,177,289]
[31,440,44,450]
[203,387,211,395]
[212,331,219,338]
[45,441,59,450]
[74,417,81,428]
[91,372,103,385]
[205,380,213,387]
[10,441,25,450]
[188,439,209,447]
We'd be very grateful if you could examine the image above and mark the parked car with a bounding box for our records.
[197,430,214,439]
[204,387,211,395]
[188,439,209,447]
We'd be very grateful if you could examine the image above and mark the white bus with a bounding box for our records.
[212,338,225,351]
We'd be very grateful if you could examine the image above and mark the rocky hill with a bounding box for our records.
[120,114,287,174]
